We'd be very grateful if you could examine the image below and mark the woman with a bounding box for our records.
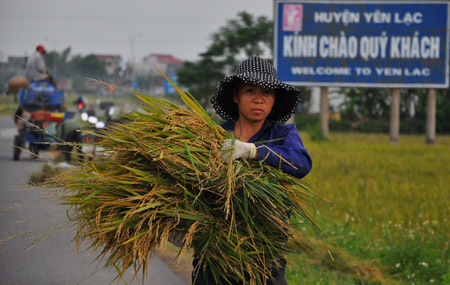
[189,57,312,284]
[214,56,312,179]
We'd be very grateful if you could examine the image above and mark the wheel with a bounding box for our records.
[13,135,23,160]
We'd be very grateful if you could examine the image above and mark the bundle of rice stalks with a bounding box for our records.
[51,72,324,284]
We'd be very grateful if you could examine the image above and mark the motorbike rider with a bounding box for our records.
[76,95,87,112]
[15,45,51,129]
[25,45,57,88]
[56,113,84,164]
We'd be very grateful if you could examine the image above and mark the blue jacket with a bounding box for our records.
[221,120,312,179]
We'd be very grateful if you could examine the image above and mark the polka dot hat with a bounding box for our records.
[211,56,301,123]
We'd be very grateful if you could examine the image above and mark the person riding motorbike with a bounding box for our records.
[76,95,87,113]
[25,45,57,88]
[16,45,58,126]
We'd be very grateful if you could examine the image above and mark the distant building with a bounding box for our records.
[309,87,344,114]
[128,53,183,76]
[0,56,27,77]
[0,56,27,91]
[7,56,27,73]
[96,54,122,76]
[145,53,183,74]
[125,53,183,94]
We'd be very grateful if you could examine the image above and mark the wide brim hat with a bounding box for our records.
[211,56,301,123]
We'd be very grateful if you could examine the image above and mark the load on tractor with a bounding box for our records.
[13,81,67,160]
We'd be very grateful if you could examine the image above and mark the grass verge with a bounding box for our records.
[285,132,450,284]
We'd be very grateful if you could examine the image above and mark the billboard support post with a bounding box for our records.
[390,88,401,144]
[320,87,329,139]
[426,89,436,145]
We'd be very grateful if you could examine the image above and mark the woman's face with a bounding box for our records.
[233,82,275,123]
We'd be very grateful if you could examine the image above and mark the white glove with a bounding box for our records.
[168,231,186,247]
[220,139,257,162]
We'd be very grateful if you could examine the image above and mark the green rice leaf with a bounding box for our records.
[130,203,162,214]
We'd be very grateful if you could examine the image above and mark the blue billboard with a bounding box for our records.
[164,72,178,94]
[274,1,450,88]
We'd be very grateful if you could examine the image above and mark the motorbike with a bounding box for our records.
[13,81,67,160]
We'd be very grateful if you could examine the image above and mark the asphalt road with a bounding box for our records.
[0,114,186,285]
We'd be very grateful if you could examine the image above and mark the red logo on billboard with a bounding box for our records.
[283,4,303,31]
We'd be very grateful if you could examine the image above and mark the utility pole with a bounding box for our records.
[129,33,142,63]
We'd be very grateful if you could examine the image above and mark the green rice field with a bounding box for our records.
[286,132,450,284]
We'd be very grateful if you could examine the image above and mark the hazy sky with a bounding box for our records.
[0,0,274,62]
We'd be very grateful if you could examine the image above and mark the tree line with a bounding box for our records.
[44,48,109,91]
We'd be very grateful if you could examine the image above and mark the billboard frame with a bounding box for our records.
[273,0,450,88]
